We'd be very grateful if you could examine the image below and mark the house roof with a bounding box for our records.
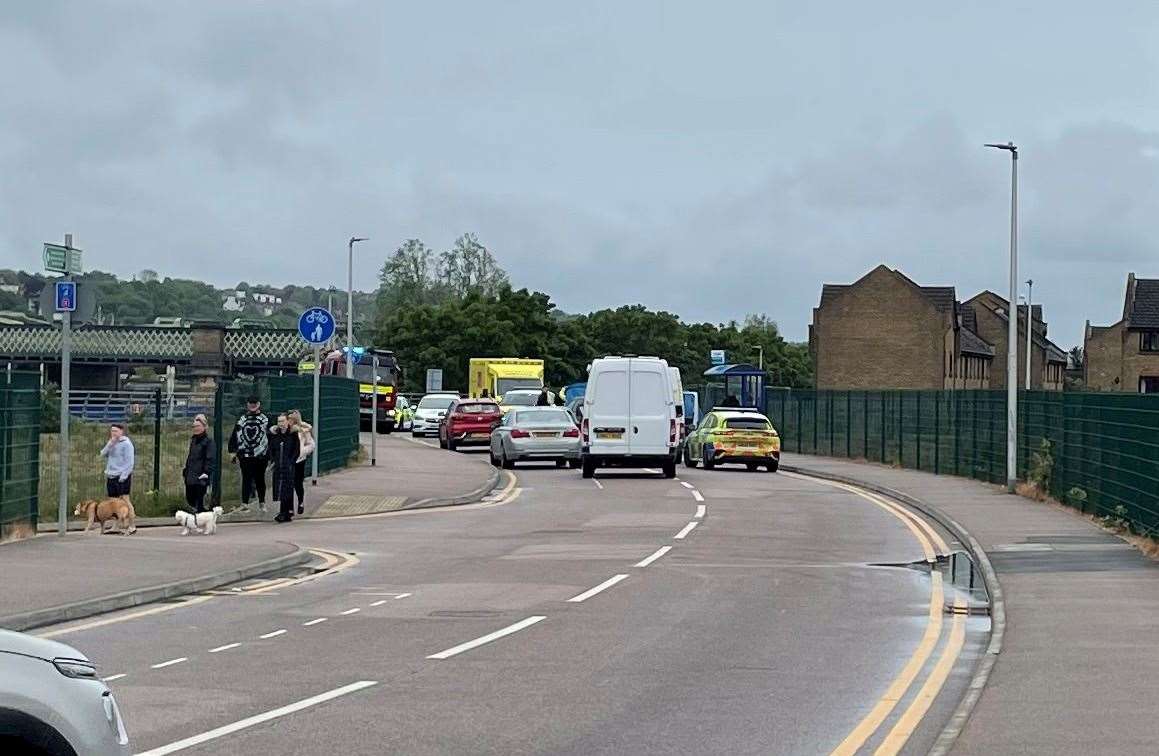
[960,327,995,357]
[1125,277,1159,329]
[819,269,955,314]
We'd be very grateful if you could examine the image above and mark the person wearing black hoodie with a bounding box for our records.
[182,414,216,513]
[267,413,301,523]
[228,396,269,512]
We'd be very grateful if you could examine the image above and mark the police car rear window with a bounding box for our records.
[459,403,499,414]
[725,417,771,430]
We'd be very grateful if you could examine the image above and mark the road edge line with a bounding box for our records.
[780,465,1005,756]
[0,543,310,633]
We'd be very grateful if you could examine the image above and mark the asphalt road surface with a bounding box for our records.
[39,438,988,755]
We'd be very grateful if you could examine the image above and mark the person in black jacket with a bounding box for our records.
[267,413,301,523]
[228,396,269,512]
[182,414,216,514]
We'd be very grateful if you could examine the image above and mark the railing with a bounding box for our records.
[754,388,1159,538]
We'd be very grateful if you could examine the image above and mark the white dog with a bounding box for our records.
[175,506,224,536]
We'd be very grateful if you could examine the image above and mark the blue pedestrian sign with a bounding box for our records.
[298,307,335,344]
[55,281,77,312]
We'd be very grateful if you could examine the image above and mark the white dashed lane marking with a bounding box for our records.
[567,574,630,603]
[674,521,699,540]
[694,504,706,519]
[635,545,672,567]
[302,618,327,626]
[208,643,241,653]
[340,608,361,616]
[259,629,287,639]
[151,657,188,669]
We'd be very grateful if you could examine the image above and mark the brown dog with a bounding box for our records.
[74,497,137,535]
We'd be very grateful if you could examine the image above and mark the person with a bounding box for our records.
[228,395,269,512]
[536,388,551,406]
[721,394,740,407]
[99,423,135,499]
[181,414,216,513]
[481,388,490,398]
[267,413,301,523]
[288,409,315,515]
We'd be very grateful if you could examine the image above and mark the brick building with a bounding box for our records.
[1084,274,1159,392]
[963,291,1067,391]
[810,266,994,390]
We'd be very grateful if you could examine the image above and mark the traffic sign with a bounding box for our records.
[43,243,82,274]
[298,307,335,344]
[55,282,76,312]
[426,368,443,392]
[710,349,726,365]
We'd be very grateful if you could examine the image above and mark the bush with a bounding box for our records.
[41,385,60,433]
[1027,438,1053,499]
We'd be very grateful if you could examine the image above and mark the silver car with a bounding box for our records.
[412,392,458,437]
[0,629,131,755]
[490,407,581,469]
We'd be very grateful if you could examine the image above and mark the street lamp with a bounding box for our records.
[1025,279,1033,390]
[347,237,368,379]
[986,141,1018,493]
[750,344,764,371]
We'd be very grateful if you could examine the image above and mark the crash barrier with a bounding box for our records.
[760,388,1159,538]
[0,372,40,536]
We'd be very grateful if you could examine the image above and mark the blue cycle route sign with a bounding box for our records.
[298,307,335,345]
[55,281,77,312]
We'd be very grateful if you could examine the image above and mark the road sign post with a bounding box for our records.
[52,235,82,536]
[371,354,379,467]
[298,307,336,487]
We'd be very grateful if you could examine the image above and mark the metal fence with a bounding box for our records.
[35,375,360,520]
[754,388,1159,537]
[1,372,40,537]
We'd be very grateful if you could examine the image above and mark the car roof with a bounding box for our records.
[711,410,771,420]
[504,388,543,394]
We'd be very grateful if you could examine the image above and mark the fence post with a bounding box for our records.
[953,390,960,476]
[796,396,801,453]
[828,393,835,456]
[916,391,922,470]
[880,392,886,463]
[152,388,162,496]
[846,392,852,458]
[897,391,904,466]
[211,382,224,507]
[934,391,940,474]
[863,391,868,460]
[813,393,818,455]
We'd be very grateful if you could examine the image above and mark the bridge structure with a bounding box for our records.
[0,322,308,388]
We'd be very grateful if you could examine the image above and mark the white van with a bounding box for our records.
[667,366,686,438]
[581,356,679,478]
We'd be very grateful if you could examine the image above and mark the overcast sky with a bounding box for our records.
[2,2,1158,345]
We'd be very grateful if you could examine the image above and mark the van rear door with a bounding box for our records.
[588,363,630,454]
[629,362,671,456]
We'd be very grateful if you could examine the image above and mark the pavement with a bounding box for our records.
[22,445,988,755]
[781,452,1159,756]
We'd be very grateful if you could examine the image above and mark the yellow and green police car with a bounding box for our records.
[683,408,781,472]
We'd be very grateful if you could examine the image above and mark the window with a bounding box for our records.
[1141,332,1159,352]
[1140,377,1159,394]
[418,395,455,410]
[724,417,772,431]
[457,403,499,414]
[514,409,572,424]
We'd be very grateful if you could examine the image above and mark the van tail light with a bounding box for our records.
[510,429,530,438]
[581,418,589,443]
[669,419,677,444]
[563,427,580,438]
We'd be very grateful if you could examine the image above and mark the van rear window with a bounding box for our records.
[725,417,771,431]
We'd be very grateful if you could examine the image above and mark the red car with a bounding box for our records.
[439,398,501,451]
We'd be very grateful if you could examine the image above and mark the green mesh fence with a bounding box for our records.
[753,388,1159,537]
[1,372,41,534]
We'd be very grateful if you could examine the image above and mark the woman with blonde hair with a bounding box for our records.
[181,413,216,513]
[287,410,315,515]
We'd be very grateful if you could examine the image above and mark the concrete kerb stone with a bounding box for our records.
[780,464,1005,756]
[403,467,503,511]
[0,542,309,634]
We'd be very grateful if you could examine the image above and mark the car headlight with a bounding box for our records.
[54,658,98,679]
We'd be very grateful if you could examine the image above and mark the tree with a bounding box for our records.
[378,239,439,309]
[138,269,159,283]
[438,233,509,299]
[1068,346,1084,370]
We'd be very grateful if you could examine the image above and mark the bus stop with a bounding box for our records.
[702,363,766,414]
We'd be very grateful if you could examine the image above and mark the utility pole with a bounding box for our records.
[1025,279,1033,390]
[346,237,368,378]
[986,141,1019,493]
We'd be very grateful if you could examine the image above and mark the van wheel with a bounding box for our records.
[662,459,677,479]
[438,435,447,449]
[703,448,716,470]
[581,457,596,479]
[447,437,457,452]
[767,459,779,473]
[683,446,698,468]
[489,449,500,467]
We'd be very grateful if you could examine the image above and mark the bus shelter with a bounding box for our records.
[703,363,766,414]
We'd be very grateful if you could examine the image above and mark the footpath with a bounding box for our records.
[3,435,499,633]
[781,452,1159,756]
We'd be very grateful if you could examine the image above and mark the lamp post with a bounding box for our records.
[346,237,368,378]
[1025,279,1033,390]
[751,344,764,371]
[986,141,1018,493]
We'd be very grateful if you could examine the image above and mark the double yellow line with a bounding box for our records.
[781,473,968,756]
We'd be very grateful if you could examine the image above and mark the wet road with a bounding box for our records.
[40,438,987,755]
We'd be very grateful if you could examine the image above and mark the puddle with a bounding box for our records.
[941,550,990,615]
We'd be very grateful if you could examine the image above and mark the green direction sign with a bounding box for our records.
[43,243,83,274]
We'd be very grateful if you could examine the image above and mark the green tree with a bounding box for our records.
[438,233,509,299]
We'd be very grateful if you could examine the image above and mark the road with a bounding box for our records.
[39,437,988,755]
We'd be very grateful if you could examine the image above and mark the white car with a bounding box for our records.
[581,356,680,478]
[0,629,131,755]
[411,392,459,437]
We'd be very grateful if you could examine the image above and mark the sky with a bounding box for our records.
[2,2,1159,346]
